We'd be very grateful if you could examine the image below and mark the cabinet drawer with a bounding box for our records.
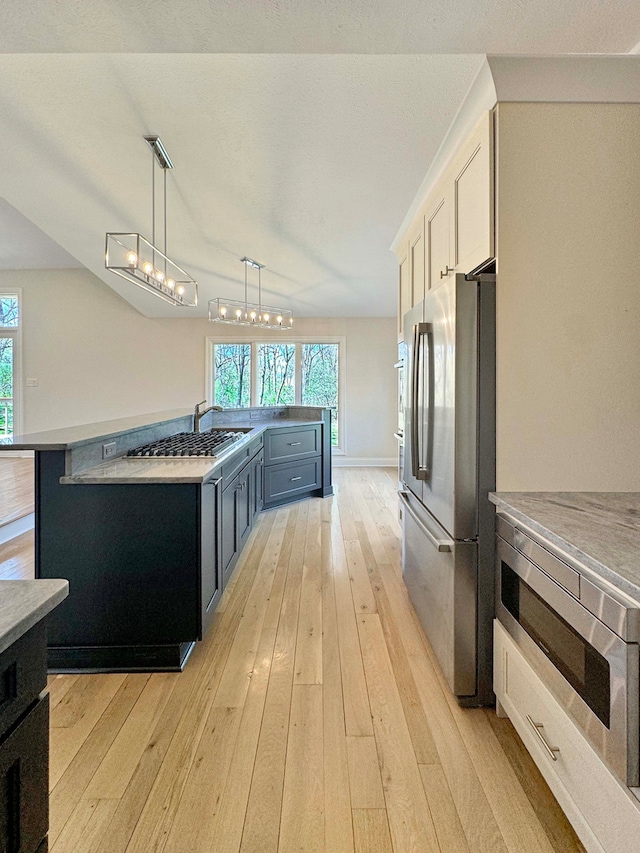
[264,458,321,504]
[0,695,49,853]
[265,426,321,465]
[0,622,47,740]
[494,620,640,853]
[221,444,252,490]
[247,433,263,459]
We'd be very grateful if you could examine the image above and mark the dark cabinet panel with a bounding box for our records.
[0,696,49,853]
[236,466,252,551]
[221,478,239,588]
[252,451,264,520]
[264,425,321,464]
[0,623,46,740]
[200,478,222,638]
[264,458,322,507]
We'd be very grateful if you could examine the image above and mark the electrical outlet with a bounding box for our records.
[26,378,38,387]
[249,411,260,419]
[102,441,117,460]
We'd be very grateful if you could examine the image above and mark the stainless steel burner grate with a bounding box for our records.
[127,429,245,457]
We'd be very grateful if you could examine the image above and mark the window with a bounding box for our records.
[213,344,251,408]
[257,344,295,406]
[0,293,20,440]
[301,343,339,446]
[208,337,344,449]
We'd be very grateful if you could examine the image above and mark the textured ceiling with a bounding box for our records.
[0,2,639,317]
[1,0,640,54]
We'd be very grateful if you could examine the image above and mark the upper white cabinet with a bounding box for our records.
[426,180,452,290]
[397,251,410,337]
[452,111,494,275]
[396,110,494,337]
[409,216,426,308]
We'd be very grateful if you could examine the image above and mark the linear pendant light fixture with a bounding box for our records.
[105,135,198,307]
[209,257,293,330]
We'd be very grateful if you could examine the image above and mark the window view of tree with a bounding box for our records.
[214,344,251,408]
[257,344,295,406]
[210,339,342,447]
[0,338,13,437]
[302,343,339,445]
[0,297,18,328]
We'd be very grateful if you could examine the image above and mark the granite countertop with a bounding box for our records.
[60,418,324,484]
[490,492,640,603]
[1,408,193,450]
[0,580,69,655]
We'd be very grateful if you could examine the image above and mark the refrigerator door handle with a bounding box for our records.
[411,321,433,482]
[399,490,452,552]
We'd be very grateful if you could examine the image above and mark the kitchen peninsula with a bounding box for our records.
[2,406,332,673]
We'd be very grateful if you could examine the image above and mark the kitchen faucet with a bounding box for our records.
[193,400,223,433]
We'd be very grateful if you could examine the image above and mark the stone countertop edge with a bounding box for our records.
[0,580,69,656]
[59,418,325,485]
[0,408,327,452]
[489,491,640,604]
[1,408,194,451]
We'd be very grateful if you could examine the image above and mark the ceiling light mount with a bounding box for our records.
[105,135,197,307]
[209,256,293,330]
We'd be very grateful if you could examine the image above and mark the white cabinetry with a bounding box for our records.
[451,110,494,275]
[395,110,494,340]
[494,619,640,853]
[426,183,452,290]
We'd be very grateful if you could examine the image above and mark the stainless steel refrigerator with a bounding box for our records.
[401,272,495,706]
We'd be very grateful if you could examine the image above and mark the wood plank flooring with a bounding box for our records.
[0,456,34,526]
[0,468,586,852]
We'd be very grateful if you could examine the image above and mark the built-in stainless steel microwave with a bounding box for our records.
[496,514,640,787]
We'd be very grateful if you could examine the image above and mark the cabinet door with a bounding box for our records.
[452,110,494,274]
[0,695,49,853]
[221,481,238,587]
[237,466,252,551]
[409,218,425,307]
[252,451,264,519]
[427,186,452,290]
[200,479,222,637]
[397,251,410,337]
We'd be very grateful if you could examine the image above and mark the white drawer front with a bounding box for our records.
[494,620,640,853]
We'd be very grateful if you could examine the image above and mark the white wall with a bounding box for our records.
[496,103,640,490]
[1,268,397,462]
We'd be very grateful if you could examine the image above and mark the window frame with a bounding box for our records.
[205,335,346,454]
[0,289,22,439]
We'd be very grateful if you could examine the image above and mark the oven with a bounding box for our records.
[496,513,640,786]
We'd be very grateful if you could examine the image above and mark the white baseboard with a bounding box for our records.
[333,457,396,468]
[0,512,34,545]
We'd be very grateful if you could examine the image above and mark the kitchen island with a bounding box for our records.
[490,491,640,853]
[0,580,68,852]
[1,406,332,672]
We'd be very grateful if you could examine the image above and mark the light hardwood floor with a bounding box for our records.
[1,468,585,852]
[0,456,34,526]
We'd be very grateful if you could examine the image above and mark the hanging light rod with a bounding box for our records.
[105,135,197,307]
[209,256,293,330]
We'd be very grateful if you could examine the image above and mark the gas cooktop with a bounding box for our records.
[127,429,247,458]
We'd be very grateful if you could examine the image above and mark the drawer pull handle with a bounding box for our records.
[287,442,302,446]
[290,476,302,482]
[526,714,560,761]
